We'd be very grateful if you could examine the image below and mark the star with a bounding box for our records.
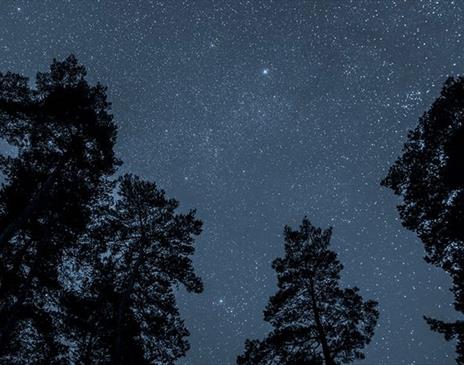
[262,68,269,75]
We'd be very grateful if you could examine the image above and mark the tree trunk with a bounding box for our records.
[112,246,145,365]
[308,276,336,365]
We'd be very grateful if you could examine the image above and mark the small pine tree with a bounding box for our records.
[238,218,379,365]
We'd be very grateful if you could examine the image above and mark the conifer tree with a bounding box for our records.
[62,174,203,365]
[382,76,464,364]
[238,218,379,365]
[0,55,118,362]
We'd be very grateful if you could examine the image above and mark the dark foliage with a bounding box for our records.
[237,218,379,365]
[0,57,204,364]
[62,174,203,364]
[382,76,464,364]
[0,55,119,362]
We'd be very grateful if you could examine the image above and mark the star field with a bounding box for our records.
[1,1,463,364]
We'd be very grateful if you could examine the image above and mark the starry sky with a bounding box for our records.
[1,1,463,364]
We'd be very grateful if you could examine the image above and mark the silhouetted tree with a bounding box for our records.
[238,218,379,365]
[239,336,323,365]
[382,76,464,364]
[62,174,203,364]
[0,55,119,362]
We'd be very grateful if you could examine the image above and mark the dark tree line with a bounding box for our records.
[0,56,381,365]
[3,55,462,365]
[382,76,464,364]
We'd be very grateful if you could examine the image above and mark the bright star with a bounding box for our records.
[262,68,269,75]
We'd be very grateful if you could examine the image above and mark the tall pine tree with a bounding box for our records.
[0,55,119,362]
[62,174,203,364]
[238,218,379,365]
[382,76,464,364]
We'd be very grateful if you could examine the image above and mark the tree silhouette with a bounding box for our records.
[382,76,464,364]
[0,55,119,362]
[62,174,203,364]
[238,218,379,365]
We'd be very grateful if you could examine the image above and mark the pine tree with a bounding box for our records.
[238,218,379,365]
[382,76,464,364]
[0,55,119,362]
[62,174,203,364]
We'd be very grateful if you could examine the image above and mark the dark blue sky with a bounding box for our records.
[1,1,463,364]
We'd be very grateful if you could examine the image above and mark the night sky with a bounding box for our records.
[1,1,463,364]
